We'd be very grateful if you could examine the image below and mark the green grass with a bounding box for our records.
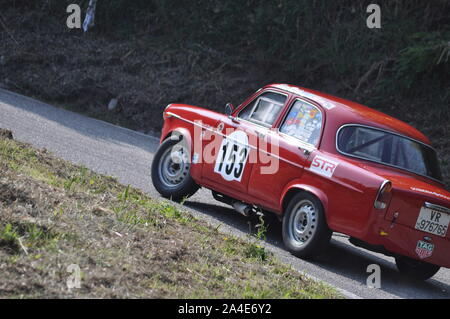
[0,132,342,298]
[0,222,61,254]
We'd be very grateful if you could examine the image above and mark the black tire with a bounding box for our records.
[395,256,440,281]
[151,137,199,201]
[282,192,332,258]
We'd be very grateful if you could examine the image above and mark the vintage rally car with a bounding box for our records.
[151,83,450,280]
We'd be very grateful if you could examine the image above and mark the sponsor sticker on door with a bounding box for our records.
[415,240,434,259]
[309,155,339,178]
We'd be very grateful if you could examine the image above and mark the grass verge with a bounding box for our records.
[0,129,341,298]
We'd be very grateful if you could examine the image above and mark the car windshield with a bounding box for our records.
[337,125,443,181]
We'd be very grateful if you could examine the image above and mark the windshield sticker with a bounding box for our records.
[281,101,322,146]
[309,155,339,178]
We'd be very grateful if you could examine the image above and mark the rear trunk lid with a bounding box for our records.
[382,174,450,240]
[354,161,450,238]
[387,193,450,237]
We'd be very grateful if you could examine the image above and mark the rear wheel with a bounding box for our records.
[151,137,199,201]
[282,193,331,258]
[395,256,440,281]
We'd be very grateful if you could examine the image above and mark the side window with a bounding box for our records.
[238,92,287,127]
[339,127,386,161]
[280,99,323,146]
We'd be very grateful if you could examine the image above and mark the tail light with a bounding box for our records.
[374,180,392,210]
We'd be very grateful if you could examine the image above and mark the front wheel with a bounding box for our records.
[282,193,331,258]
[151,137,199,201]
[395,256,440,281]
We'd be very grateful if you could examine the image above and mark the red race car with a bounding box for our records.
[151,83,450,280]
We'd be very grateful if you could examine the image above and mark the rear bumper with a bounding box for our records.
[377,220,450,268]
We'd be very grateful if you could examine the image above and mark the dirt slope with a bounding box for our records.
[0,130,340,298]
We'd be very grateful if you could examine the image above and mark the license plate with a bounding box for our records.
[415,206,450,237]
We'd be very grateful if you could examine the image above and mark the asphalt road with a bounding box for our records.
[1,88,449,299]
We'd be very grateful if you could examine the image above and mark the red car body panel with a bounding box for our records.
[160,83,450,268]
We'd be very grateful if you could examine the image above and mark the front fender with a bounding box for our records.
[161,127,193,152]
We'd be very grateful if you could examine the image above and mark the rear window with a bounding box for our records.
[337,125,443,181]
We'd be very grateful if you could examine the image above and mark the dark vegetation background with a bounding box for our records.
[0,0,449,186]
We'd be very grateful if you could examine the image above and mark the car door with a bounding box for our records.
[200,90,288,199]
[247,97,324,210]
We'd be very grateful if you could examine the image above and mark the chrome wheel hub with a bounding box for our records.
[289,200,317,246]
[159,146,189,187]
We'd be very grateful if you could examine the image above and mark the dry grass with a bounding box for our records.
[0,130,341,298]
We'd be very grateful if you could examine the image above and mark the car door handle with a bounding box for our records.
[299,147,311,156]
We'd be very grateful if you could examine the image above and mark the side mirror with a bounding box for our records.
[225,103,234,116]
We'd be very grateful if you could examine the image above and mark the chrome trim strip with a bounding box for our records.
[165,111,180,119]
[424,202,450,214]
[238,117,316,155]
[303,166,365,194]
[167,113,256,150]
[277,131,316,153]
[237,116,315,158]
[165,112,305,169]
[167,112,367,194]
[335,124,444,184]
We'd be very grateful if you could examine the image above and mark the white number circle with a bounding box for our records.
[214,130,250,182]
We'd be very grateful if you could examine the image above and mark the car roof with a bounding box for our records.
[269,83,431,145]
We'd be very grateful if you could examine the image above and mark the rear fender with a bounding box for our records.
[280,182,329,219]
